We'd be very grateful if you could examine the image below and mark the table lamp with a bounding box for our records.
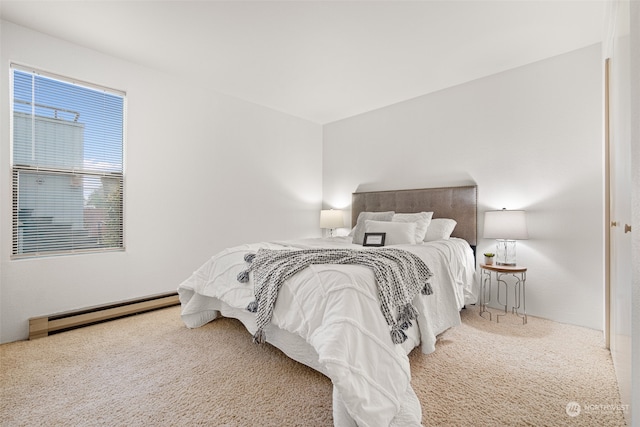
[320,209,345,237]
[483,209,529,266]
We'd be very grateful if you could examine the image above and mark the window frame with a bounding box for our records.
[10,64,127,259]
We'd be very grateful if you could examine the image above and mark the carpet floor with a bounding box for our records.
[0,305,627,426]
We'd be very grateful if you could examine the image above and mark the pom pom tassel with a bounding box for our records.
[402,304,419,320]
[244,253,256,263]
[390,325,407,344]
[252,328,266,344]
[237,270,250,283]
[422,282,433,295]
[246,300,258,313]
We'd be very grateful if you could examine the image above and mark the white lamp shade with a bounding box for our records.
[320,209,345,229]
[483,209,529,240]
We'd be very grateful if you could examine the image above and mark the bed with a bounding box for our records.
[178,186,478,427]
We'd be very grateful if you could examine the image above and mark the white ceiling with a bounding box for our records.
[0,1,605,124]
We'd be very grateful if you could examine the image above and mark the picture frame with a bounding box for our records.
[363,232,386,247]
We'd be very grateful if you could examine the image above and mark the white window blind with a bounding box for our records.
[11,65,125,257]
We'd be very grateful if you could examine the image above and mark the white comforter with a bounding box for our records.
[178,237,477,427]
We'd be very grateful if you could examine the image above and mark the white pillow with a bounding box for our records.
[351,211,395,244]
[364,220,417,245]
[392,212,433,242]
[424,218,457,241]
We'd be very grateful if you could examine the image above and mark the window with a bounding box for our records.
[11,65,125,257]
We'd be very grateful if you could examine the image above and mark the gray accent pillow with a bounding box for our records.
[352,211,395,245]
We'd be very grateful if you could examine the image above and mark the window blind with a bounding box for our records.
[11,65,125,257]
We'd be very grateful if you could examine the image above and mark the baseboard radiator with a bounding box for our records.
[28,292,180,340]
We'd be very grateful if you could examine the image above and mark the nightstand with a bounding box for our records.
[479,264,528,324]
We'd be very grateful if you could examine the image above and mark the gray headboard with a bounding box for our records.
[351,185,477,247]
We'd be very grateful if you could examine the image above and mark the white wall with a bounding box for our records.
[0,20,609,341]
[0,21,323,343]
[323,44,604,330]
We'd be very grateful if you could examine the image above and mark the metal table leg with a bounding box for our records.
[496,271,527,324]
[479,268,492,320]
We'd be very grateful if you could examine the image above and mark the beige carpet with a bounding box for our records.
[0,305,626,426]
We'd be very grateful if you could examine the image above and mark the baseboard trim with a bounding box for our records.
[29,292,180,339]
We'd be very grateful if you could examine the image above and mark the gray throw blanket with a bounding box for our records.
[236,248,433,345]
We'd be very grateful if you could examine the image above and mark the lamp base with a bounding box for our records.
[496,239,517,266]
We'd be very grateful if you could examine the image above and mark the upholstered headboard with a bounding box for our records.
[351,185,477,247]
